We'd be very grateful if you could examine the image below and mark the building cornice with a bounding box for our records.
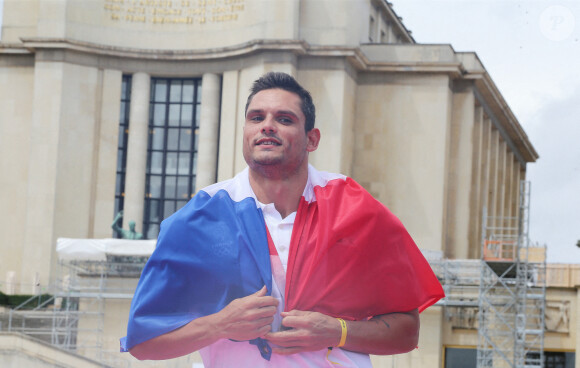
[16,38,310,60]
[10,38,466,76]
[474,74,539,164]
[5,37,537,163]
[0,43,30,54]
[456,52,538,164]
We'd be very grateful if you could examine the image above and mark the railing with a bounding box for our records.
[483,240,517,261]
[1,259,145,360]
[483,240,546,263]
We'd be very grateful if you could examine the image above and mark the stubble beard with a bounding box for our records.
[245,151,306,180]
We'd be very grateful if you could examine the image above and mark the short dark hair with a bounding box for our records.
[245,72,316,132]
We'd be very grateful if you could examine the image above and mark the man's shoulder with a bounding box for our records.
[160,168,255,229]
[199,167,255,202]
[304,165,348,202]
[306,165,382,206]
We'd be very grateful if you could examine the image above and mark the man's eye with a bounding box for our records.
[250,116,264,122]
[278,117,293,124]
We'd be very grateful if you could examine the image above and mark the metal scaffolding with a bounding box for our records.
[6,255,146,367]
[476,181,546,368]
[432,180,546,368]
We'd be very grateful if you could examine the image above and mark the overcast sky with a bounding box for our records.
[392,1,580,263]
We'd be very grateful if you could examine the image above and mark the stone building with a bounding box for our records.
[0,0,577,367]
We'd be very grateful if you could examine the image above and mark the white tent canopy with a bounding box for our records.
[56,238,156,261]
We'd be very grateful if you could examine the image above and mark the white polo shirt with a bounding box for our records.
[199,201,372,368]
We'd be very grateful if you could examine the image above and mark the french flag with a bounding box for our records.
[121,165,444,358]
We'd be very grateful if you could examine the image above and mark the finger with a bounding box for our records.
[264,330,304,345]
[280,309,306,317]
[249,323,272,338]
[258,323,274,336]
[280,317,296,329]
[254,315,276,327]
[239,293,278,309]
[280,315,310,329]
[252,296,279,309]
[279,310,309,328]
[263,331,287,343]
[253,285,267,296]
[248,285,279,307]
[244,305,278,320]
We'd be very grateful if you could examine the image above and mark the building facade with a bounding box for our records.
[1,1,575,367]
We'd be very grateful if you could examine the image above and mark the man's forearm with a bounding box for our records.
[130,313,223,360]
[264,309,420,356]
[129,286,278,360]
[342,309,420,355]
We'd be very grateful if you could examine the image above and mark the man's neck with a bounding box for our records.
[248,165,308,219]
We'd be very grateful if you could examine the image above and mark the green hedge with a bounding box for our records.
[0,292,54,309]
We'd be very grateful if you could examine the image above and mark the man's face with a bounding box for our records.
[243,88,319,177]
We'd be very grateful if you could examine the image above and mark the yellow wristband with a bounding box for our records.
[336,318,347,348]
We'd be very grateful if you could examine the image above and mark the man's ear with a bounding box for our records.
[306,128,321,152]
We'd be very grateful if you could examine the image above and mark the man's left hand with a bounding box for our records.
[264,310,340,355]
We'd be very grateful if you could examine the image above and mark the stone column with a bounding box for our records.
[487,129,499,225]
[477,117,492,259]
[576,287,580,368]
[123,72,150,232]
[469,106,483,259]
[195,73,221,190]
[446,88,475,260]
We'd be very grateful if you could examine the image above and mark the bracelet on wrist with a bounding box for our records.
[336,318,347,348]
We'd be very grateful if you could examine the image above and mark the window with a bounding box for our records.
[368,15,375,42]
[382,20,391,43]
[542,352,575,368]
[143,78,202,239]
[445,347,476,368]
[113,75,132,237]
[445,349,574,368]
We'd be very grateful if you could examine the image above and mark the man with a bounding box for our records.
[122,72,444,367]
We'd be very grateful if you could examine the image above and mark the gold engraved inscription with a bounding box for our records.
[104,0,245,25]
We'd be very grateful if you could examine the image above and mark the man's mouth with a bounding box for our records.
[256,138,282,146]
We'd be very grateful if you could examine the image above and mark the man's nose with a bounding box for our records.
[261,116,276,133]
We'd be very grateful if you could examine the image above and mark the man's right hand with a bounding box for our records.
[215,286,279,341]
[130,285,278,360]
